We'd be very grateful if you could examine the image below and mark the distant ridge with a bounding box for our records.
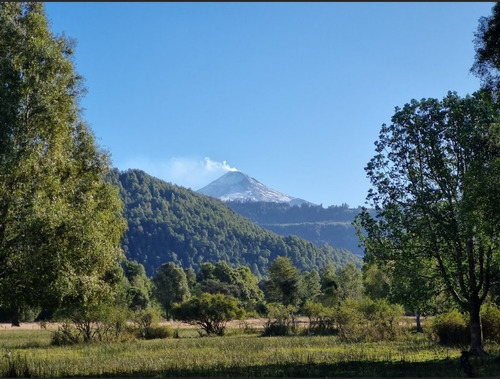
[107,169,361,276]
[197,171,311,206]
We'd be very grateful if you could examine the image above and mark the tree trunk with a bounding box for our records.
[469,299,485,355]
[415,311,423,333]
[11,306,20,327]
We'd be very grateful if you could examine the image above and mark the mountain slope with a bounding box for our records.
[108,169,361,277]
[224,201,365,256]
[198,171,310,206]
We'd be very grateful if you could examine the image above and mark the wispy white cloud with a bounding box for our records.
[119,156,238,190]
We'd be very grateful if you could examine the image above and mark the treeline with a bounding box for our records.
[107,169,361,277]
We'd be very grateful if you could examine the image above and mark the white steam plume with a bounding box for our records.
[120,156,238,190]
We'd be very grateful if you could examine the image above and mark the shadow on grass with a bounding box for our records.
[86,356,500,378]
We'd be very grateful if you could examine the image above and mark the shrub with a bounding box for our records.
[361,299,404,341]
[334,299,367,342]
[132,309,172,339]
[302,301,335,335]
[172,293,245,336]
[262,303,298,337]
[481,302,500,343]
[333,298,404,342]
[432,310,469,345]
[51,304,129,345]
[51,322,81,346]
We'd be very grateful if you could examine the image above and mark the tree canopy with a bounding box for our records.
[0,2,126,324]
[356,91,500,354]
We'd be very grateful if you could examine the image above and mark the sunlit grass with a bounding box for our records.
[0,327,498,377]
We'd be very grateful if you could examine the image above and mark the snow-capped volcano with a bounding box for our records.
[197,171,310,205]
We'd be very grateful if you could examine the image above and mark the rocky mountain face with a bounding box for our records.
[197,171,364,257]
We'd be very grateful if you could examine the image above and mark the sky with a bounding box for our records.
[44,2,495,208]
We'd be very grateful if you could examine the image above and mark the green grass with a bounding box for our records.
[0,328,499,377]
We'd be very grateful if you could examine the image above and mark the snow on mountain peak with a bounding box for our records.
[197,170,310,205]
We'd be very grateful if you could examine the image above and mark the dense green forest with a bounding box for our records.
[107,169,361,277]
[225,201,364,256]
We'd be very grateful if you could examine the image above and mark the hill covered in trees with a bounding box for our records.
[108,169,361,277]
[224,201,365,256]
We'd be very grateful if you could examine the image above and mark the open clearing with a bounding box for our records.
[0,323,499,377]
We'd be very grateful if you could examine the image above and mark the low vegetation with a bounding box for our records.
[1,323,500,378]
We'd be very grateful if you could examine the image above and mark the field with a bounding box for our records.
[0,321,499,378]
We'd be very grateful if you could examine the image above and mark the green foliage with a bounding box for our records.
[132,308,173,340]
[472,3,500,98]
[319,262,339,306]
[334,298,404,342]
[0,2,126,324]
[265,257,302,306]
[431,310,469,346]
[172,293,244,336]
[109,169,359,277]
[225,200,366,257]
[302,300,335,335]
[362,263,390,300]
[357,91,500,353]
[336,263,364,302]
[300,269,322,304]
[153,262,190,318]
[52,302,129,345]
[262,303,298,336]
[481,302,500,343]
[193,262,264,312]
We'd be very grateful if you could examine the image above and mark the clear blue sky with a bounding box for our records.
[44,2,494,208]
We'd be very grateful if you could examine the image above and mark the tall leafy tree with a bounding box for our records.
[265,257,302,306]
[356,92,500,354]
[472,3,500,100]
[0,3,126,324]
[153,262,190,319]
[336,263,364,302]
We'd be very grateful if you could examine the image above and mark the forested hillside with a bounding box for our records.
[225,201,365,256]
[108,169,361,277]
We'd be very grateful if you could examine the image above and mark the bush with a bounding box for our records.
[361,299,404,341]
[132,309,172,339]
[481,302,500,343]
[334,299,367,342]
[333,298,404,342]
[302,301,335,335]
[432,310,469,345]
[172,293,245,336]
[51,304,129,345]
[262,303,298,337]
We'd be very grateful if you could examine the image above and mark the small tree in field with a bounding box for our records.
[172,293,244,336]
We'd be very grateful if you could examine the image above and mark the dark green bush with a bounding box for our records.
[262,303,297,337]
[302,301,336,336]
[140,325,173,339]
[432,310,469,345]
[481,303,500,343]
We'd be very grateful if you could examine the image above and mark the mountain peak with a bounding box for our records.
[197,171,311,205]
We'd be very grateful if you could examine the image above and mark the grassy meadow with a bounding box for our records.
[0,322,500,378]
